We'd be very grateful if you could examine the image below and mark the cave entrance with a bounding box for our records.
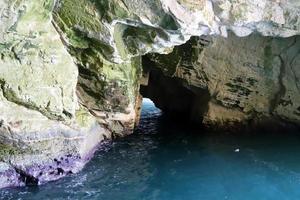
[141,98,161,115]
[139,98,162,121]
[139,56,210,124]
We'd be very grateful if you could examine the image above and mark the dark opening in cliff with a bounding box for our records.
[139,56,211,124]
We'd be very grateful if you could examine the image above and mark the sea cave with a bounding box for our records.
[1,0,300,199]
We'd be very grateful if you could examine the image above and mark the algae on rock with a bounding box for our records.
[1,0,300,189]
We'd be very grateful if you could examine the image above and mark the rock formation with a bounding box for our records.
[142,33,300,129]
[0,0,299,188]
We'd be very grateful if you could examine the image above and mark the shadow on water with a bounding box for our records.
[2,98,300,200]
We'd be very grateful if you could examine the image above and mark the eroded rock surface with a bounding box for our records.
[142,33,300,128]
[52,0,300,63]
[0,0,140,188]
[0,0,300,188]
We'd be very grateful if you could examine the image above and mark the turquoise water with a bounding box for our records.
[2,99,300,200]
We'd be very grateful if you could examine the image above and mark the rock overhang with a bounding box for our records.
[52,0,300,63]
[0,0,300,189]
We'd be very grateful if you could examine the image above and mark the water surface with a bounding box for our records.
[2,98,300,200]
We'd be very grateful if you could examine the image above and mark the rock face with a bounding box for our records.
[0,0,141,188]
[142,33,300,128]
[0,0,300,188]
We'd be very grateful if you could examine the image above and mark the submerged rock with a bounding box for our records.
[0,0,300,188]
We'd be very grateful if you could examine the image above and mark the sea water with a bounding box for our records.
[2,98,300,200]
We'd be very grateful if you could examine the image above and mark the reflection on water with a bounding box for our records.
[2,98,300,200]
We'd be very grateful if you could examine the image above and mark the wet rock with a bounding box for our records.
[1,0,300,188]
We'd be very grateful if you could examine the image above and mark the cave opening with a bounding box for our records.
[140,98,161,116]
[138,55,211,126]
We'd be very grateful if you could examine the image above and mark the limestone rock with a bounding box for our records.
[52,0,300,63]
[0,0,143,188]
[0,0,113,188]
[143,33,300,127]
[1,0,300,189]
[0,0,77,121]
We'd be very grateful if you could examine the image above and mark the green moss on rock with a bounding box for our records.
[0,143,25,161]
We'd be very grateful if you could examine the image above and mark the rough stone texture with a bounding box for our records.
[52,0,300,63]
[0,0,135,188]
[0,0,300,188]
[0,75,112,187]
[0,0,78,121]
[142,33,300,128]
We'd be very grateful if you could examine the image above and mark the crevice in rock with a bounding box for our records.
[288,37,300,92]
[0,79,69,122]
[14,167,39,186]
[269,55,286,114]
[268,34,298,115]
